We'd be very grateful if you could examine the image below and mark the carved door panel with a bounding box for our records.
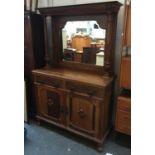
[37,84,65,124]
[68,93,100,136]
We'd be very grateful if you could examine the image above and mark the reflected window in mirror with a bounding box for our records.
[62,21,106,66]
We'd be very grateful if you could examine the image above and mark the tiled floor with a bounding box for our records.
[24,121,131,155]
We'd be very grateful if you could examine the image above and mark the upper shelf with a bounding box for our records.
[38,1,122,16]
[32,67,113,87]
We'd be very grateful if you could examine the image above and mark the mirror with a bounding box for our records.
[61,21,106,66]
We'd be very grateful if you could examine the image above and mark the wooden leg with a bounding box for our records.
[96,143,103,152]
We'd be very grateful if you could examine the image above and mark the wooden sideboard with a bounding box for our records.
[31,1,122,152]
[72,35,92,51]
[33,68,112,151]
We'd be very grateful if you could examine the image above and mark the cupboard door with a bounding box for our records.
[68,93,100,136]
[37,84,65,124]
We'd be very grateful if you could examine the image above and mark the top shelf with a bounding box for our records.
[38,1,122,16]
[32,67,113,87]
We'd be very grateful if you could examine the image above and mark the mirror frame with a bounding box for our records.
[38,1,122,76]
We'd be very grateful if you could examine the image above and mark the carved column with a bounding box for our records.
[43,15,50,67]
[104,12,117,76]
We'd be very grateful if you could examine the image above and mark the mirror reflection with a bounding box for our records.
[62,21,106,66]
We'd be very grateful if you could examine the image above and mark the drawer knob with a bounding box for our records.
[77,109,86,118]
[87,90,96,97]
[69,86,75,92]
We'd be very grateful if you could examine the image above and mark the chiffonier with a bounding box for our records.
[32,1,122,151]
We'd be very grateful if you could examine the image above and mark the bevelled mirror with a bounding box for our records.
[61,21,106,66]
[38,1,122,75]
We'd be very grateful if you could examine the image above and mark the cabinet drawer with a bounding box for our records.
[116,110,131,135]
[66,81,104,98]
[117,96,131,112]
[34,75,63,88]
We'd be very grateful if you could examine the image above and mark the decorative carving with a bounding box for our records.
[47,98,54,106]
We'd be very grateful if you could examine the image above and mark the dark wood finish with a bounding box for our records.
[65,81,105,98]
[35,84,66,124]
[43,16,50,66]
[24,11,45,118]
[68,93,99,135]
[32,2,122,152]
[115,96,131,135]
[38,1,122,76]
[82,47,100,64]
[32,68,112,151]
[120,56,131,89]
[63,48,75,61]
[38,1,121,16]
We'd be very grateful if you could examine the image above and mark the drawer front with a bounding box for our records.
[34,75,63,88]
[116,110,131,135]
[117,97,131,112]
[66,81,104,98]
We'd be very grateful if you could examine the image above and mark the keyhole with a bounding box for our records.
[48,98,54,106]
